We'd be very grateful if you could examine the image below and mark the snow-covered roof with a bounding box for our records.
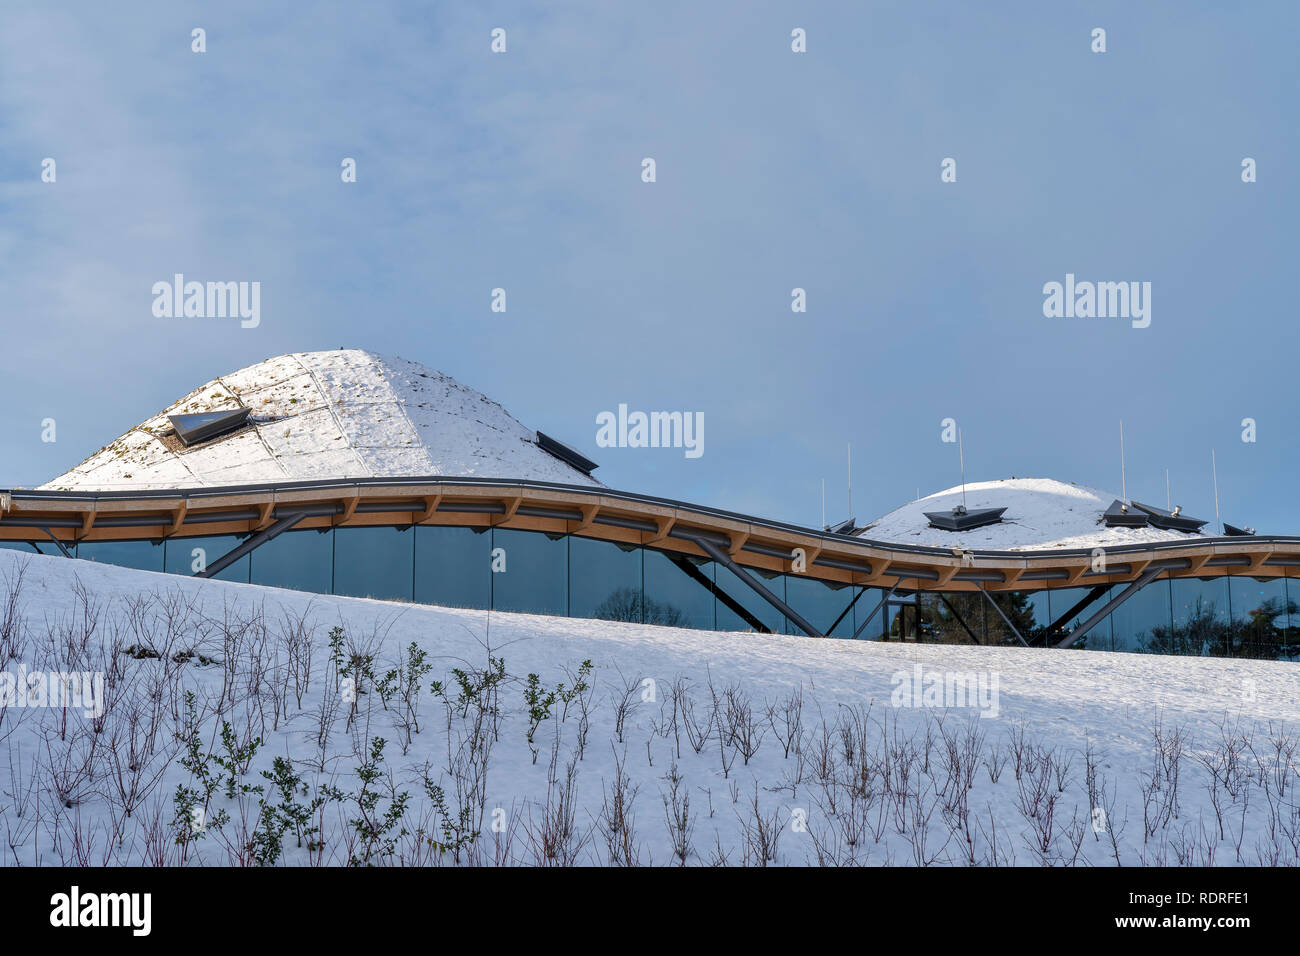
[858,478,1200,552]
[41,350,603,491]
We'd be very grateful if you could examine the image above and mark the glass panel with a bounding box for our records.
[854,588,887,640]
[76,539,165,573]
[490,529,567,617]
[1109,577,1173,655]
[1169,576,1231,656]
[786,576,858,638]
[714,565,786,634]
[1047,585,1112,650]
[1228,575,1291,660]
[251,528,333,594]
[985,591,1040,646]
[887,592,920,640]
[1285,576,1300,660]
[0,539,64,556]
[1026,590,1052,638]
[415,526,491,610]
[165,535,250,583]
[643,549,715,630]
[333,526,414,602]
[922,592,984,644]
[569,536,642,622]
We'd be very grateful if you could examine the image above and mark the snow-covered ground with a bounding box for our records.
[40,350,601,491]
[1,547,1296,866]
[860,478,1199,551]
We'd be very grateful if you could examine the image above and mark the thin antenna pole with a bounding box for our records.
[1165,468,1170,511]
[958,429,967,509]
[1212,449,1221,535]
[821,479,825,530]
[1119,420,1127,505]
[847,443,852,518]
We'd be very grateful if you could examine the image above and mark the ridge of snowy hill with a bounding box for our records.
[860,478,1200,551]
[39,350,602,491]
[0,549,1296,866]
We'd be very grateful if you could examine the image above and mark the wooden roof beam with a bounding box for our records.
[575,503,600,532]
[647,516,676,545]
[492,494,523,526]
[728,530,750,557]
[167,500,190,537]
[336,495,360,526]
[416,493,443,524]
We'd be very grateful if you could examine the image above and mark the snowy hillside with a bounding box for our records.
[861,478,1199,551]
[39,350,601,491]
[1,548,1296,866]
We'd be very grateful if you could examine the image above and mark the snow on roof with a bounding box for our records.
[41,350,603,491]
[858,477,1200,552]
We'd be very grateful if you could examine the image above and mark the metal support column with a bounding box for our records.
[939,594,982,645]
[976,584,1030,647]
[195,512,307,579]
[689,535,823,637]
[851,580,901,640]
[1055,565,1165,648]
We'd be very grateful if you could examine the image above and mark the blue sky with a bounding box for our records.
[2,1,1297,532]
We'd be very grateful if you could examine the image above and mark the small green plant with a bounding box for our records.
[323,737,410,867]
[214,721,263,798]
[250,756,330,865]
[432,655,507,720]
[422,770,480,864]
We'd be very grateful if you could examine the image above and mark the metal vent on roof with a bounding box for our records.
[1129,500,1207,534]
[825,517,857,536]
[1102,499,1148,528]
[923,505,1007,531]
[535,431,598,475]
[168,408,252,446]
[1223,522,1256,537]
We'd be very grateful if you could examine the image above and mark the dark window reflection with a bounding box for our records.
[1227,575,1294,660]
[643,549,715,630]
[570,536,643,622]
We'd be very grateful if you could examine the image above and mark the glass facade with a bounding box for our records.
[164,534,250,583]
[333,526,414,602]
[4,524,1296,658]
[491,529,568,617]
[415,526,490,610]
[251,528,334,594]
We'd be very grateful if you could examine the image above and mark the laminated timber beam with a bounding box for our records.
[5,479,1300,604]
